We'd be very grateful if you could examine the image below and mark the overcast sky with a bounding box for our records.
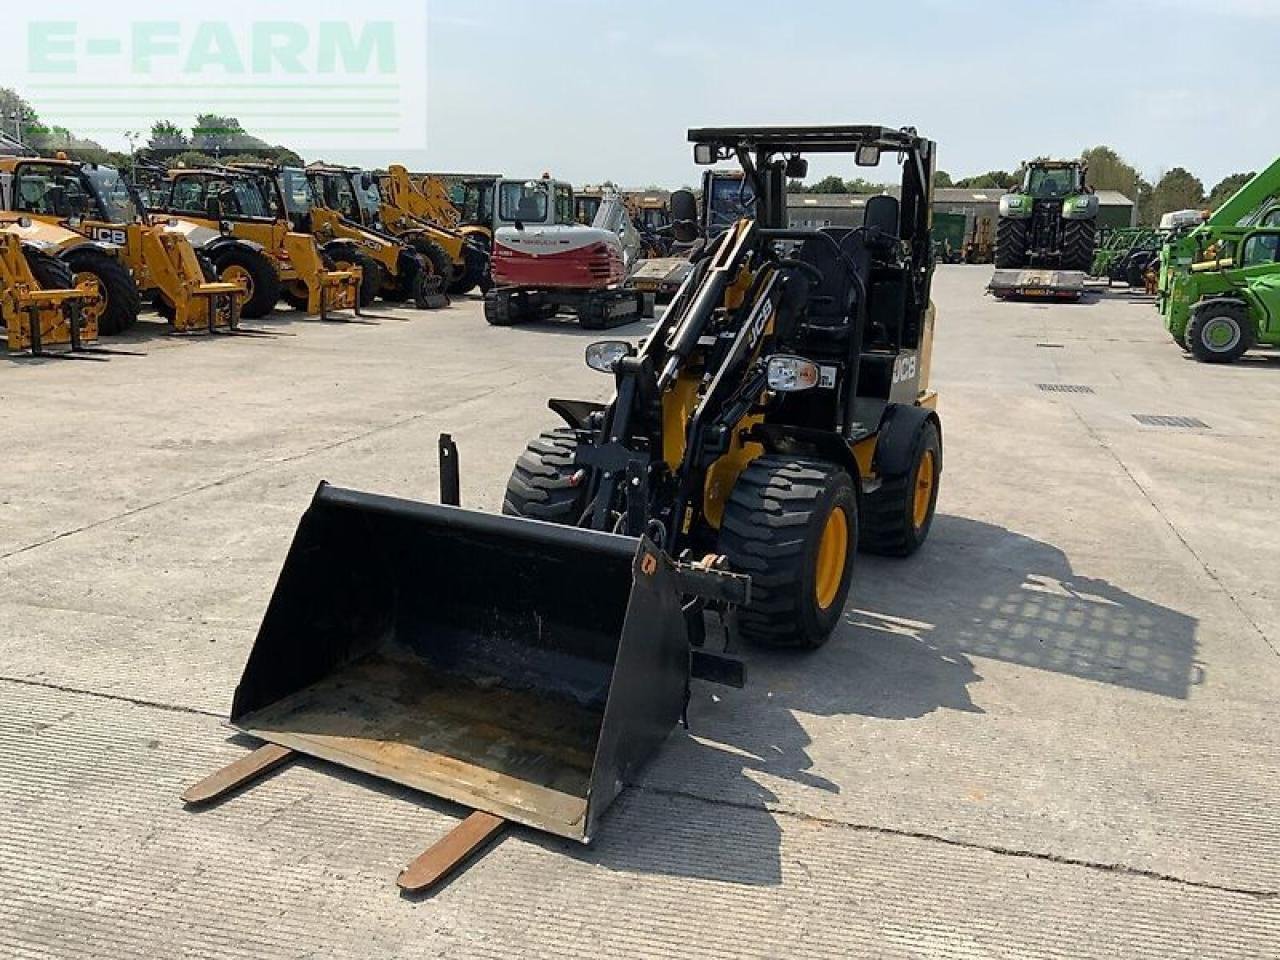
[12,0,1275,190]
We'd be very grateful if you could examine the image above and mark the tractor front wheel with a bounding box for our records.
[994,218,1029,269]
[1186,301,1253,364]
[1062,220,1097,273]
[719,457,858,649]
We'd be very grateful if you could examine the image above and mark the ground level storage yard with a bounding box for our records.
[2,266,1277,958]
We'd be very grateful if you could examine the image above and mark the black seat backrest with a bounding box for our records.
[865,195,899,238]
[795,228,871,326]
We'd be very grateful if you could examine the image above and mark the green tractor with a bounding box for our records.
[995,160,1098,271]
[1158,158,1280,363]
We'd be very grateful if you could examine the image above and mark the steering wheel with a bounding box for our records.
[776,257,824,286]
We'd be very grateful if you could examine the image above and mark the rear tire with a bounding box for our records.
[1186,301,1253,364]
[1062,220,1097,273]
[994,218,1029,269]
[502,429,588,523]
[861,419,942,557]
[719,457,857,649]
[209,246,280,319]
[62,247,140,335]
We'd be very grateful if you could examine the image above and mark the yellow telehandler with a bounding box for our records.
[0,155,247,333]
[364,164,490,293]
[153,164,364,319]
[1,219,99,354]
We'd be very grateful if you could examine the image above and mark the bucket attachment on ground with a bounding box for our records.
[226,484,701,843]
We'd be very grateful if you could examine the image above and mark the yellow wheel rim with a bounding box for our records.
[222,264,254,300]
[73,272,105,324]
[815,506,849,611]
[913,450,936,531]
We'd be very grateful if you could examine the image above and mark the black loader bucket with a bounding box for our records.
[230,484,691,843]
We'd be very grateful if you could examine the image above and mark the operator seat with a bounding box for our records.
[782,227,872,356]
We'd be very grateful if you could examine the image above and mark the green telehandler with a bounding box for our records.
[1158,157,1280,361]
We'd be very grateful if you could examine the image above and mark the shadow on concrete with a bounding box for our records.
[562,514,1200,887]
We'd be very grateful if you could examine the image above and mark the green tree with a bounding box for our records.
[933,169,953,189]
[1149,167,1205,221]
[0,88,43,147]
[954,170,1018,190]
[809,175,848,194]
[1206,172,1255,211]
[1080,145,1146,202]
[148,120,190,152]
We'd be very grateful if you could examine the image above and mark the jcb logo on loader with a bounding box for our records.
[892,354,918,385]
[90,227,128,246]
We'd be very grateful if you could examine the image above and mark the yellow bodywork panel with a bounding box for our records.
[702,415,765,528]
[143,228,246,333]
[1,232,100,351]
[282,233,363,317]
[662,373,701,470]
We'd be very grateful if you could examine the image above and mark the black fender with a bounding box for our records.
[320,238,361,262]
[749,423,862,486]
[549,398,606,430]
[201,235,267,258]
[59,239,118,260]
[872,403,942,480]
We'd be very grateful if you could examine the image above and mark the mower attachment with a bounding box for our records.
[223,484,721,843]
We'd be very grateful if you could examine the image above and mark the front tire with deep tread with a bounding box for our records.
[994,218,1029,269]
[719,457,858,649]
[61,247,141,335]
[326,246,381,308]
[447,240,489,295]
[209,246,280,319]
[861,419,942,557]
[1062,219,1097,273]
[502,428,587,523]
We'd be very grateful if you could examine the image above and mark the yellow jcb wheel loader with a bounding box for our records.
[185,125,944,889]
[0,222,100,354]
[0,155,248,333]
[373,164,491,294]
[154,165,363,320]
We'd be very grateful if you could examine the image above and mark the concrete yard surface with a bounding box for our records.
[1,267,1277,958]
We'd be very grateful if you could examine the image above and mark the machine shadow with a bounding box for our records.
[559,513,1200,887]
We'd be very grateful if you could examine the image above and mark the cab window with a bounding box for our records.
[555,185,575,225]
[1241,233,1280,268]
[169,176,209,215]
[498,182,548,224]
[13,163,98,219]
